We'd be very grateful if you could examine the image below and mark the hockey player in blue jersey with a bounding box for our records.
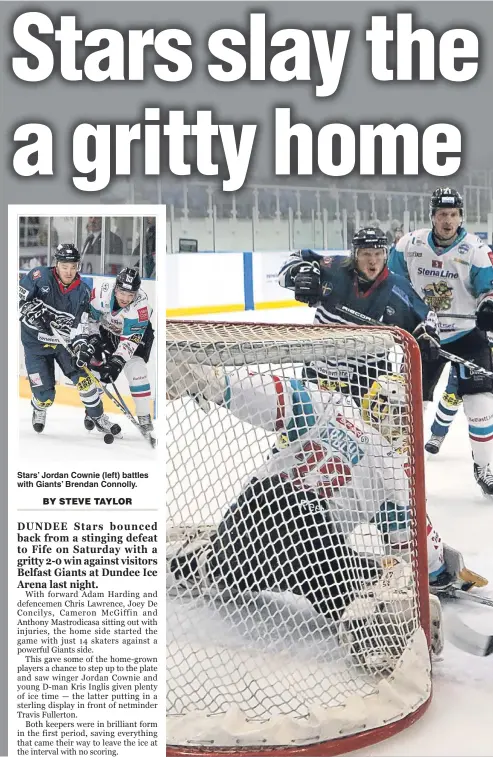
[278,228,440,399]
[19,244,121,439]
[389,187,493,497]
[70,268,155,437]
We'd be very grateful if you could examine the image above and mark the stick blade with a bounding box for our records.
[446,614,493,657]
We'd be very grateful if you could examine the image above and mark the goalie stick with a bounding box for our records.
[51,326,156,448]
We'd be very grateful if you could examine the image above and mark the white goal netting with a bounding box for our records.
[166,321,431,754]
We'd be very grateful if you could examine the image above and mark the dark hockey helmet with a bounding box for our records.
[429,187,463,216]
[54,243,81,263]
[351,227,388,268]
[115,267,141,293]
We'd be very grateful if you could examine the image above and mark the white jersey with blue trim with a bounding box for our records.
[87,281,152,362]
[388,227,493,343]
[221,368,409,534]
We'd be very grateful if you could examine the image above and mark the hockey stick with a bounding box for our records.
[334,305,493,380]
[109,378,157,449]
[441,586,493,609]
[51,326,156,448]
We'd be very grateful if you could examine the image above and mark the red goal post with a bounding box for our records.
[166,320,431,757]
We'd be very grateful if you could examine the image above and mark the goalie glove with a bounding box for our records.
[413,311,440,362]
[294,262,321,306]
[476,293,493,331]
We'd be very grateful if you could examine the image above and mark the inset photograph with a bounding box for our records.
[16,211,160,461]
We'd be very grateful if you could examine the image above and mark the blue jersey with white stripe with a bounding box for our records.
[279,250,429,332]
[19,266,90,350]
[388,227,493,343]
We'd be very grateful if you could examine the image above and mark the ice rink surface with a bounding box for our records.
[19,399,156,461]
[176,306,493,757]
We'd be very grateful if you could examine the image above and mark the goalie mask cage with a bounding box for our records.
[166,320,431,757]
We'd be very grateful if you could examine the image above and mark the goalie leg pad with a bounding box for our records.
[166,360,227,407]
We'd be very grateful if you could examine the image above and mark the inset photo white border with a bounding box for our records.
[9,205,165,463]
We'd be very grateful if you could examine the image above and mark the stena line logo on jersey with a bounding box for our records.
[323,424,364,464]
[417,267,459,280]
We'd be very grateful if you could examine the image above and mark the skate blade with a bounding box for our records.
[459,568,488,589]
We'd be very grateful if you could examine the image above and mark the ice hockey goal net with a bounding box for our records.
[166,320,431,756]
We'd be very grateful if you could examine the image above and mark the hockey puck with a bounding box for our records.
[103,433,114,445]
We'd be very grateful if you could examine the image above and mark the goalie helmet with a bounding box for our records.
[115,267,141,293]
[361,374,407,446]
[54,243,80,263]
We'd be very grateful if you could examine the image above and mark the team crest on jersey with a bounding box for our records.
[321,282,333,296]
[421,281,454,311]
[458,244,469,254]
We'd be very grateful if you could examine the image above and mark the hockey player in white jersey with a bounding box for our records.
[389,187,493,497]
[166,363,490,662]
[71,268,155,436]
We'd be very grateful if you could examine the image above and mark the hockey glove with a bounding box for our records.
[294,263,321,306]
[413,313,441,362]
[99,355,126,384]
[476,294,493,331]
[71,335,99,369]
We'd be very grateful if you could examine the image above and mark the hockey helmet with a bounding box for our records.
[351,227,388,271]
[54,243,81,263]
[115,267,141,293]
[429,187,463,216]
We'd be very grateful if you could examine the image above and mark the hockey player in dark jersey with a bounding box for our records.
[19,244,120,439]
[278,228,440,399]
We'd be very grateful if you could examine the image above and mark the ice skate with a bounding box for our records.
[425,434,445,455]
[31,405,47,434]
[474,462,493,498]
[84,412,95,431]
[137,413,156,447]
[137,413,154,434]
[93,413,122,439]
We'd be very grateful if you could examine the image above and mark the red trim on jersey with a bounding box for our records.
[353,267,389,299]
[272,375,285,430]
[52,267,82,294]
